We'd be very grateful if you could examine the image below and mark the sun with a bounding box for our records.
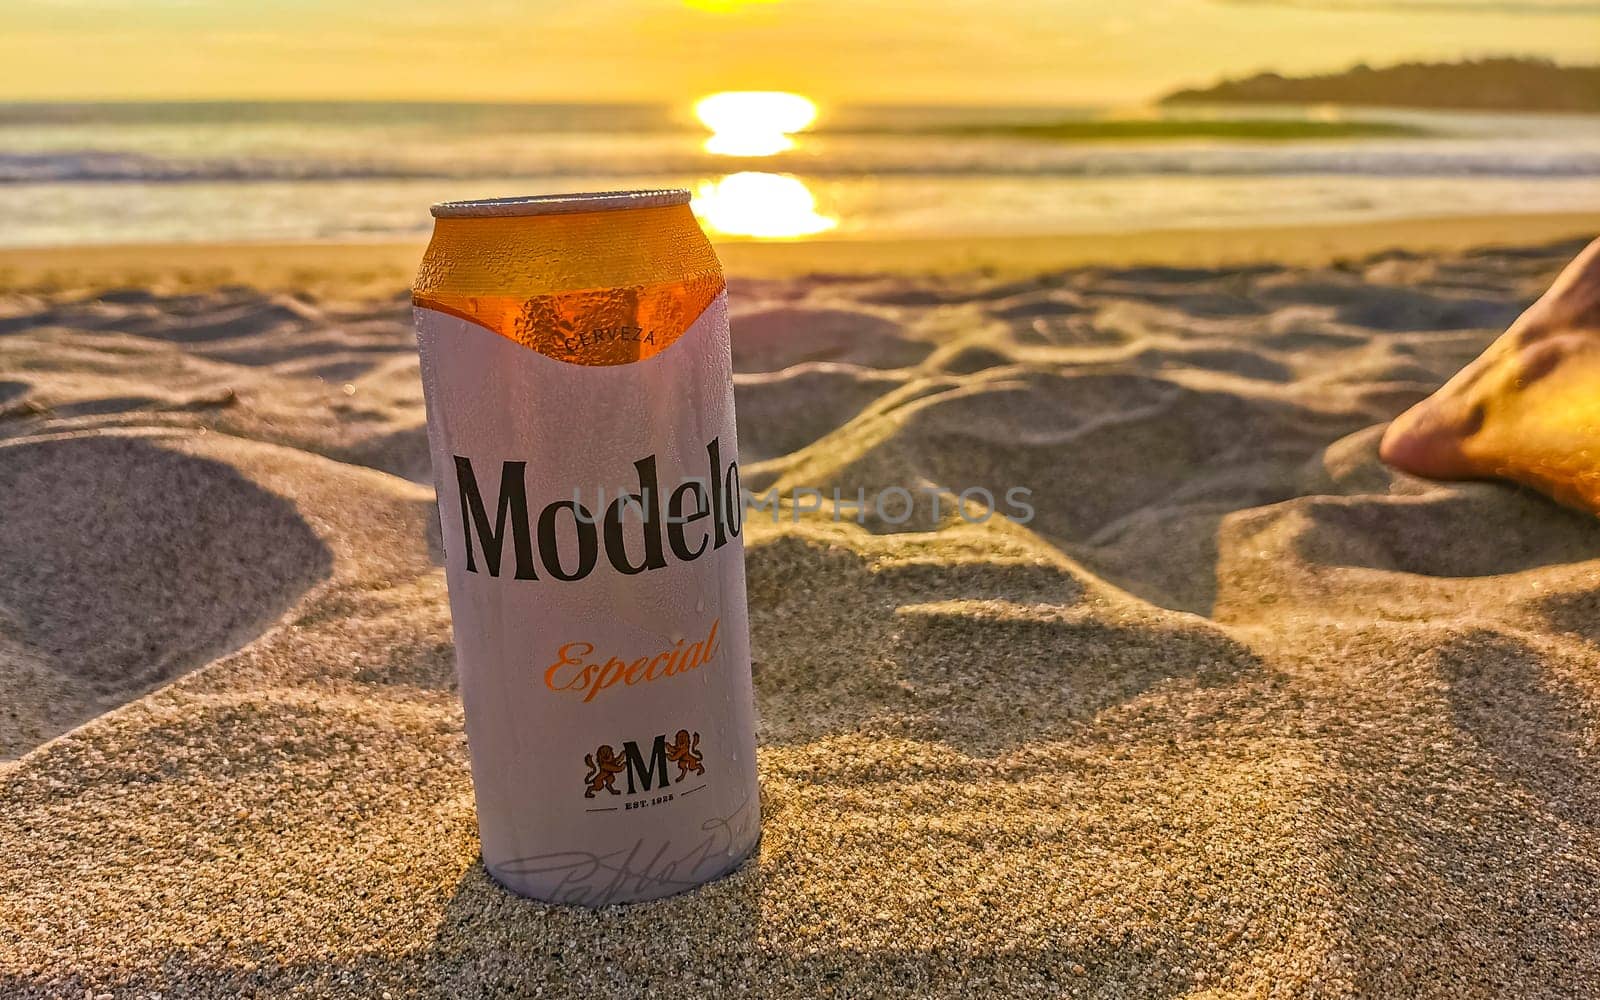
[681,0,781,10]
[694,91,818,157]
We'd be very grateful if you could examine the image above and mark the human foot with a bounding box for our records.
[1380,238,1600,514]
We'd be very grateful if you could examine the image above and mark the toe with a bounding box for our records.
[1380,398,1483,480]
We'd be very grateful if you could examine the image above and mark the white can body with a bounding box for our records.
[414,292,760,906]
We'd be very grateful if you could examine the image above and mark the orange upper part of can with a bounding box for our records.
[412,190,725,367]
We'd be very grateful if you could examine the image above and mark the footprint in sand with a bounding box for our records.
[0,434,332,760]
[742,533,1262,755]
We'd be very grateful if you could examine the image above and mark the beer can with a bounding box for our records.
[412,190,760,906]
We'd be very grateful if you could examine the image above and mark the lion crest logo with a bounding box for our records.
[665,729,705,780]
[583,744,627,798]
[583,730,705,798]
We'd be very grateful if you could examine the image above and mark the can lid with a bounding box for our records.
[430,189,692,219]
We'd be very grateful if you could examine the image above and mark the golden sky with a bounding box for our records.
[1,0,1595,103]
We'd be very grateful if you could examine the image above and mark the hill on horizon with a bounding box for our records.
[1163,57,1600,112]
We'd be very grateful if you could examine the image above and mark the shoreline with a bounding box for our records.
[0,211,1595,295]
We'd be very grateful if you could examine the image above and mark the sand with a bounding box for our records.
[3,227,1600,997]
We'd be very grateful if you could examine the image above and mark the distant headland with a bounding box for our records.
[1163,58,1600,112]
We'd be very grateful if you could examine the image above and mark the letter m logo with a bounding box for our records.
[453,456,536,579]
[622,735,671,795]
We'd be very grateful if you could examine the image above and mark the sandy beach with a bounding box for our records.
[4,223,1600,997]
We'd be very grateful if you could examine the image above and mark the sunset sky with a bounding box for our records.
[2,0,1596,105]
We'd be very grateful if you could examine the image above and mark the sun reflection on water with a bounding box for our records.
[692,172,837,239]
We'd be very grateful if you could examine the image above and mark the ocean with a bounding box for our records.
[0,101,1596,246]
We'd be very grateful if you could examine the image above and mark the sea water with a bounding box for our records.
[0,101,1596,246]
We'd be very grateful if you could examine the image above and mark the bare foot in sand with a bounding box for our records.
[1380,238,1600,513]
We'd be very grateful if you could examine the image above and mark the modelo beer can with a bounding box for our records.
[412,190,760,906]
